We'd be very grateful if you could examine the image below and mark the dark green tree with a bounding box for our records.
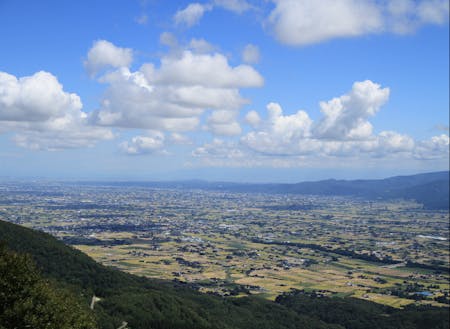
[0,244,97,329]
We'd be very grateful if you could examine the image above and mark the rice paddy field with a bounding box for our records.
[1,181,449,308]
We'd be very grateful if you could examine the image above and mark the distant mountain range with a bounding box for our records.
[81,171,449,210]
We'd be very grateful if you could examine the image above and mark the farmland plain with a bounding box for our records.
[0,181,448,308]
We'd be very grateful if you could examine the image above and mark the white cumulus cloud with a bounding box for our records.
[268,0,382,46]
[153,50,263,88]
[0,71,82,121]
[241,102,315,155]
[84,40,133,77]
[120,132,165,155]
[174,3,212,27]
[239,82,400,157]
[173,0,253,28]
[191,80,445,165]
[90,41,263,135]
[206,110,242,136]
[192,138,247,160]
[414,134,450,159]
[0,71,113,150]
[268,0,449,46]
[314,80,390,140]
[245,110,261,128]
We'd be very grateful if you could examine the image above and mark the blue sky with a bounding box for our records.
[0,0,448,182]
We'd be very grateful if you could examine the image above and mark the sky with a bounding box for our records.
[0,0,449,182]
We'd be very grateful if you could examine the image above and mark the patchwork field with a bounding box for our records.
[1,181,449,308]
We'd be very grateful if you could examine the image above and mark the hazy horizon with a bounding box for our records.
[1,169,448,184]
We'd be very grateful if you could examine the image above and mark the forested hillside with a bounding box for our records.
[0,220,448,329]
[0,244,97,329]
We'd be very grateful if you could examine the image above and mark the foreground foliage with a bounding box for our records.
[0,244,97,329]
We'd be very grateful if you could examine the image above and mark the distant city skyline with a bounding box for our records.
[0,0,448,181]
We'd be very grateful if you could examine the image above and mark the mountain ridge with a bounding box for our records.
[72,171,449,209]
